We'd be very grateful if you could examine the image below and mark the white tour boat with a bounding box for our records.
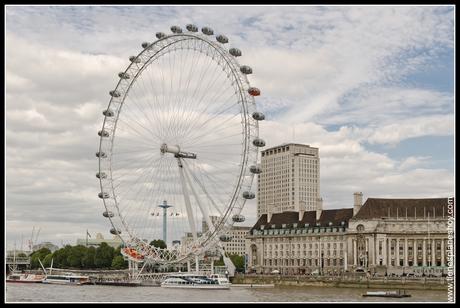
[161,273,230,289]
[42,274,91,285]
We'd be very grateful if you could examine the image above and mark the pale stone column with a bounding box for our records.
[353,239,357,266]
[382,238,387,266]
[396,238,400,267]
[431,239,435,266]
[422,239,426,266]
[365,238,369,267]
[441,240,445,266]
[404,238,408,267]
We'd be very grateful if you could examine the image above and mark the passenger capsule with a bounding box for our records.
[96,151,107,158]
[186,24,198,32]
[98,192,110,199]
[240,65,252,74]
[170,25,183,33]
[229,48,242,57]
[249,165,262,174]
[110,228,121,235]
[118,72,130,79]
[248,87,260,96]
[129,56,141,63]
[201,27,214,35]
[109,90,121,98]
[216,35,228,44]
[141,42,150,49]
[243,191,255,199]
[98,130,109,137]
[96,172,107,179]
[219,234,233,242]
[102,109,114,117]
[253,138,266,147]
[232,214,246,223]
[156,32,166,39]
[252,112,265,121]
[103,211,114,218]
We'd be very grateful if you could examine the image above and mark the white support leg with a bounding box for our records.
[177,158,198,241]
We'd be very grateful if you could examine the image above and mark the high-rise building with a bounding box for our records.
[257,143,321,218]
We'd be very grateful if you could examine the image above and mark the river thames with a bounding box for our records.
[6,283,448,303]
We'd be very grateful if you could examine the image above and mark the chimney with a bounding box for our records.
[316,197,323,220]
[299,201,306,221]
[353,192,363,216]
[267,209,273,224]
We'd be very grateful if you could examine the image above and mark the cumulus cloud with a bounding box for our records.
[5,5,454,249]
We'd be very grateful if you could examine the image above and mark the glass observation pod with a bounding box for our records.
[252,112,265,121]
[229,48,242,57]
[202,27,214,35]
[232,214,245,223]
[170,26,183,33]
[96,172,107,179]
[141,42,150,49]
[240,65,252,74]
[110,228,121,235]
[249,165,262,174]
[156,32,166,39]
[252,138,266,147]
[248,87,260,96]
[98,192,110,199]
[186,24,198,32]
[109,90,121,98]
[129,56,141,63]
[103,109,114,117]
[216,35,229,44]
[118,72,130,79]
[103,211,114,218]
[243,191,255,199]
[219,235,233,242]
[98,130,109,137]
[96,151,107,158]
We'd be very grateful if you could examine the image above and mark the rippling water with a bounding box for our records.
[6,283,448,303]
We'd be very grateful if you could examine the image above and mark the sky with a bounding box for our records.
[5,5,455,250]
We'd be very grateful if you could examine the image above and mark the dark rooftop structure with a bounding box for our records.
[353,198,451,220]
[250,208,353,232]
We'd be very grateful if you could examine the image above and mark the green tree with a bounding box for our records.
[66,245,87,268]
[29,248,51,269]
[149,239,167,249]
[94,242,115,268]
[111,256,126,269]
[53,245,73,268]
[82,246,96,268]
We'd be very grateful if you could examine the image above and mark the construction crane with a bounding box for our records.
[28,226,41,252]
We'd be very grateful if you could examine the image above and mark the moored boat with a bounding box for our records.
[42,274,91,285]
[363,290,411,298]
[161,273,230,289]
[6,273,45,283]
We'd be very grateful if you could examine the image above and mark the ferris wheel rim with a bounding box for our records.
[97,26,263,264]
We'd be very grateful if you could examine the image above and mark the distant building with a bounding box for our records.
[76,232,122,248]
[33,241,59,252]
[258,143,321,218]
[222,226,251,256]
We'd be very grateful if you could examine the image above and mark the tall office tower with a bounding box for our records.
[257,143,321,218]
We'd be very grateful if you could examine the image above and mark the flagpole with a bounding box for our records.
[86,229,88,247]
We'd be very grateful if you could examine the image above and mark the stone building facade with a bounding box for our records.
[246,208,353,275]
[246,196,451,277]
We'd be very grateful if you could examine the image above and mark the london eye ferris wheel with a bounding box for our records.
[96,24,265,265]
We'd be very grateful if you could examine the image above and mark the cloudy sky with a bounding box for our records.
[5,5,454,249]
